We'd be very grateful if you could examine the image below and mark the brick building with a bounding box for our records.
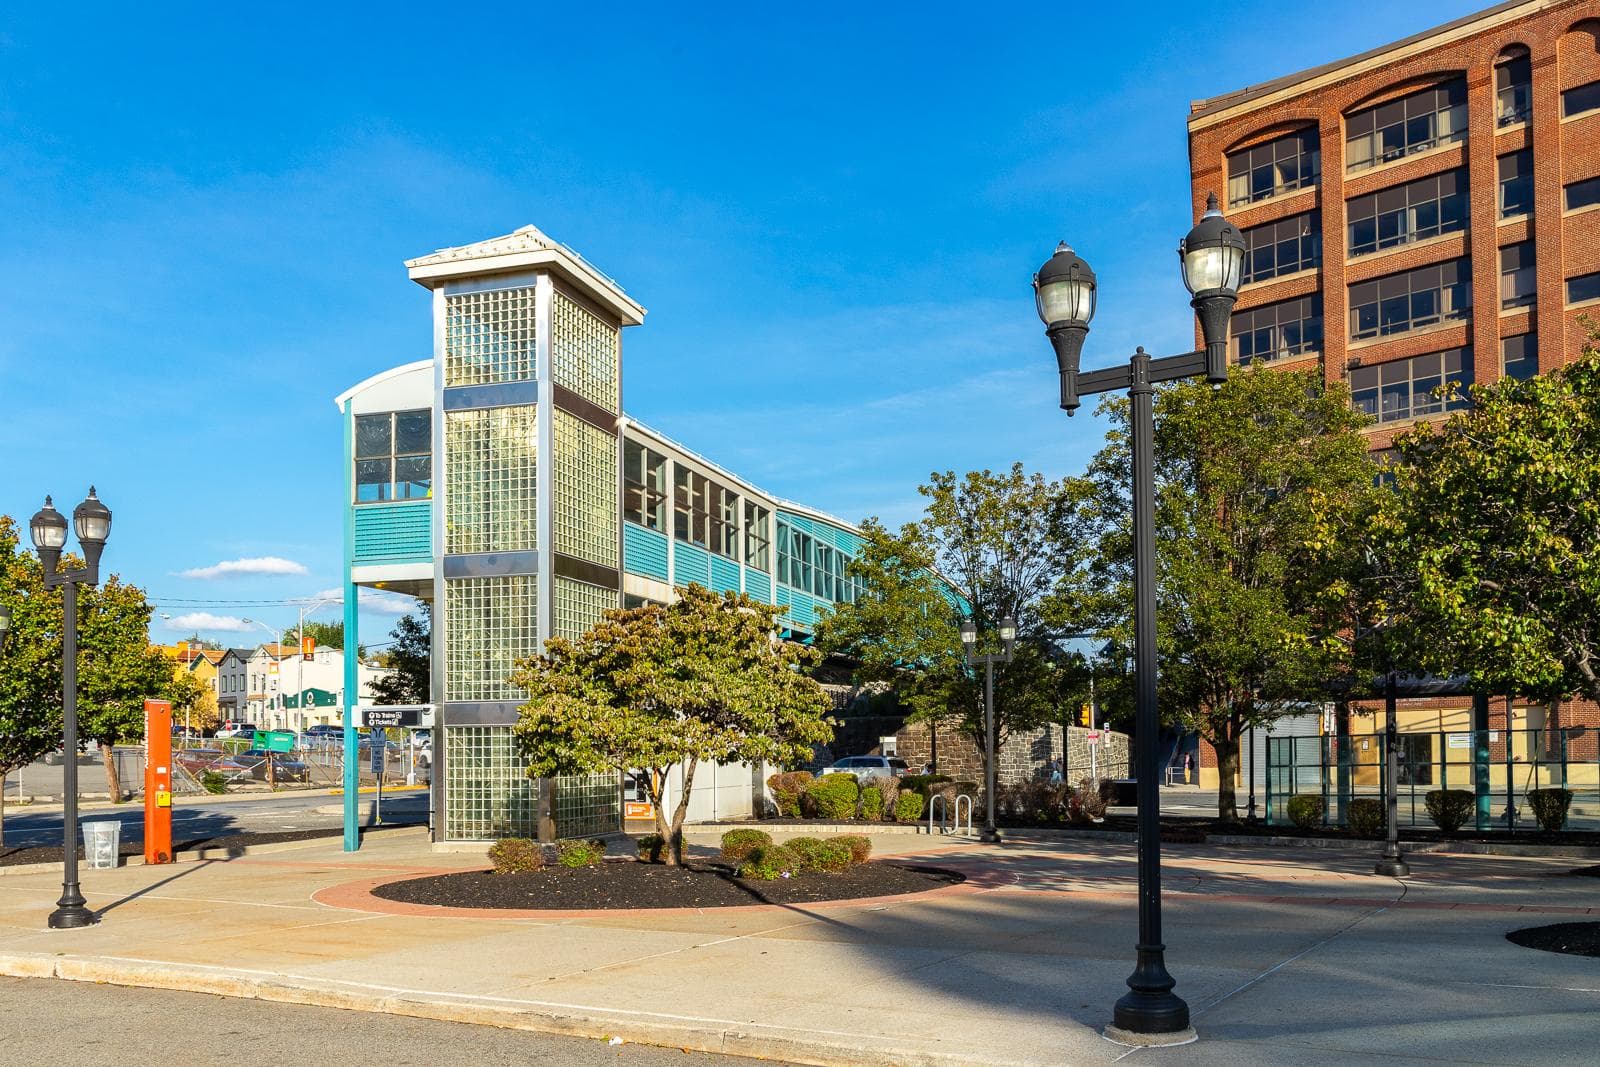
[1181,0,1600,793]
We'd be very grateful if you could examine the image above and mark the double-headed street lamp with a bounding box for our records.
[960,614,1016,844]
[1033,193,1245,1043]
[30,488,113,931]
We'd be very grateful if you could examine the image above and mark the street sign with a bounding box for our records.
[302,636,315,662]
[357,704,434,729]
[370,738,385,775]
[1086,730,1103,744]
[262,730,296,753]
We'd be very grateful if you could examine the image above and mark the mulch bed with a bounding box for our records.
[1506,922,1600,958]
[372,859,964,910]
[0,825,412,867]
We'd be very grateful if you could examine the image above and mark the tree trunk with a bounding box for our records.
[101,741,121,803]
[667,756,698,866]
[0,773,7,847]
[648,767,674,865]
[1216,731,1241,823]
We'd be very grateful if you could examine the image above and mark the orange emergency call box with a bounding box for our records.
[144,699,174,864]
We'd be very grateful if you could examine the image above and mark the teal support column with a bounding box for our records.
[342,400,361,852]
[1472,692,1491,832]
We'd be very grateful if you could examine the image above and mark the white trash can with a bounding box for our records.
[81,821,121,869]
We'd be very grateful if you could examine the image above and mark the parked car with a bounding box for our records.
[215,722,256,740]
[41,740,95,766]
[238,749,311,783]
[301,724,344,749]
[821,755,909,781]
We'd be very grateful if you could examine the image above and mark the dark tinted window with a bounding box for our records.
[1502,333,1538,381]
[1226,129,1320,206]
[1349,347,1473,423]
[1347,169,1466,256]
[1499,150,1534,217]
[1562,80,1600,118]
[1566,176,1600,212]
[1569,272,1600,305]
[1500,242,1537,309]
[1349,260,1472,340]
[1242,211,1320,283]
[1231,295,1322,364]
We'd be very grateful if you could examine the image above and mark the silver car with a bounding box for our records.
[821,755,909,782]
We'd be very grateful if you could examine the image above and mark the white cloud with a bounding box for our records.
[180,556,309,580]
[162,612,254,633]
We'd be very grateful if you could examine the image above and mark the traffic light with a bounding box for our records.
[1079,704,1092,728]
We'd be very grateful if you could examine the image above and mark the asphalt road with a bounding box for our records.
[0,788,429,848]
[0,977,770,1067]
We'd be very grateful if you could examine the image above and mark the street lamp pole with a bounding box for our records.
[1033,193,1244,1043]
[31,489,113,931]
[1374,671,1410,877]
[961,615,1016,844]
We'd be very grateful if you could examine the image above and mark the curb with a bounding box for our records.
[0,824,429,878]
[0,952,1040,1067]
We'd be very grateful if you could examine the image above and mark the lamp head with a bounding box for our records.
[999,615,1017,644]
[1034,241,1096,414]
[73,487,111,571]
[1178,193,1246,383]
[30,496,67,574]
[959,619,978,647]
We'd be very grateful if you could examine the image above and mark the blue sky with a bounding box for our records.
[0,1,1485,646]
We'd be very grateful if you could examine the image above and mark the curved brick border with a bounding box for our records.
[313,860,996,920]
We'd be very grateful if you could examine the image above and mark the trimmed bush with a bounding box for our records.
[720,828,773,862]
[858,784,886,820]
[1527,788,1573,832]
[488,837,544,875]
[200,771,227,795]
[737,844,801,880]
[1286,794,1324,830]
[786,837,826,870]
[766,770,813,818]
[873,779,900,818]
[1424,789,1474,834]
[833,834,872,865]
[1347,798,1385,838]
[894,790,925,822]
[636,834,666,863]
[805,773,860,820]
[556,838,606,868]
[811,839,854,872]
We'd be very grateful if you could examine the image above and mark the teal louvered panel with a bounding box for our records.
[674,541,711,587]
[623,522,669,581]
[710,555,741,594]
[353,503,431,565]
[744,569,772,603]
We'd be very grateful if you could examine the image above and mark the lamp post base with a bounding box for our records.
[1112,988,1191,1037]
[1374,855,1411,878]
[47,904,97,930]
[980,826,1003,844]
[1103,1023,1198,1048]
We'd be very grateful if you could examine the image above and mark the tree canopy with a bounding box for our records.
[512,585,833,862]
[369,604,430,706]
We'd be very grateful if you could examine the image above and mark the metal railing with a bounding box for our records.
[928,792,975,836]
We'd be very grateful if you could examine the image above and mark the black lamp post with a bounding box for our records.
[1374,671,1410,877]
[31,488,112,931]
[1034,192,1245,1043]
[961,614,1016,844]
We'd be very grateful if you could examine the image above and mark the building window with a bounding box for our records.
[1242,211,1320,284]
[1567,176,1600,212]
[355,409,431,503]
[1350,348,1473,424]
[1226,128,1320,207]
[1346,80,1467,172]
[444,286,536,387]
[552,410,618,568]
[1499,150,1533,218]
[444,576,538,702]
[444,407,537,554]
[744,502,771,571]
[1349,260,1471,341]
[710,485,739,560]
[1569,271,1600,305]
[1370,447,1400,489]
[550,290,620,412]
[1562,80,1600,119]
[623,440,667,531]
[1231,295,1322,365]
[777,521,813,591]
[1500,242,1537,310]
[1346,169,1466,256]
[1496,49,1532,126]
[1502,333,1538,381]
[674,468,724,550]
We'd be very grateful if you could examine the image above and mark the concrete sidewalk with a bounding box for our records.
[0,826,1595,1065]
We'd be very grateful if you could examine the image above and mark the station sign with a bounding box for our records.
[357,705,435,729]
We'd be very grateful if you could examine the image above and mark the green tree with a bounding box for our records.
[166,668,221,734]
[1393,327,1600,704]
[1088,367,1376,821]
[512,585,833,864]
[0,518,61,844]
[369,604,430,705]
[77,575,176,801]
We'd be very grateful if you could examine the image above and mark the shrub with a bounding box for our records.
[1071,778,1107,822]
[200,771,227,795]
[858,784,886,820]
[1286,794,1324,830]
[1424,789,1474,834]
[893,791,925,822]
[833,834,872,865]
[766,771,813,818]
[1527,788,1573,832]
[719,828,773,862]
[556,838,606,868]
[786,837,826,870]
[873,778,900,817]
[636,834,667,863]
[805,773,860,820]
[1347,798,1385,838]
[488,837,544,875]
[898,774,951,798]
[737,844,800,880]
[811,839,854,872]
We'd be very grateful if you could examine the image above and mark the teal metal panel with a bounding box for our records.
[710,555,741,595]
[744,569,772,603]
[353,502,431,564]
[674,541,711,587]
[623,522,669,581]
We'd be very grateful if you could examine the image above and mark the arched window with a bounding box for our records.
[1495,45,1532,127]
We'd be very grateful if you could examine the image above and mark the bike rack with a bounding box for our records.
[928,793,976,836]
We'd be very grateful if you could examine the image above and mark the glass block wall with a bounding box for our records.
[553,409,619,567]
[444,286,537,387]
[554,576,616,643]
[551,290,620,411]
[443,726,539,840]
[445,407,538,554]
[554,773,622,839]
[444,576,539,702]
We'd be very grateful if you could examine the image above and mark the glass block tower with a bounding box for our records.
[408,226,644,841]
